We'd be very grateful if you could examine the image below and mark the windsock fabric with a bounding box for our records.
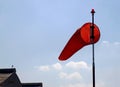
[59,22,100,61]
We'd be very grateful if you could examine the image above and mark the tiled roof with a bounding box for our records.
[0,73,12,84]
[0,68,16,84]
[0,68,43,87]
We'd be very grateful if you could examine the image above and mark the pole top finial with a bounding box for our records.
[91,9,95,14]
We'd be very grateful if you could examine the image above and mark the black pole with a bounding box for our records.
[90,9,95,87]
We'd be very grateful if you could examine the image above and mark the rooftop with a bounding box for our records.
[22,83,43,87]
[0,68,16,84]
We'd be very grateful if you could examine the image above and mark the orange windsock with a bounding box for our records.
[58,22,100,61]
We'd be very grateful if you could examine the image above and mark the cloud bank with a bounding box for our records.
[35,61,90,80]
[36,61,90,71]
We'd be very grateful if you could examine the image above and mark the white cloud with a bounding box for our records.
[102,41,109,44]
[52,63,62,70]
[114,42,120,45]
[100,41,120,55]
[60,83,90,87]
[101,41,120,46]
[36,65,50,71]
[59,72,67,78]
[60,82,105,87]
[59,72,82,80]
[101,41,110,47]
[65,61,90,70]
[67,72,82,79]
[35,61,90,72]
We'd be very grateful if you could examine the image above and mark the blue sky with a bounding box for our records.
[0,0,120,87]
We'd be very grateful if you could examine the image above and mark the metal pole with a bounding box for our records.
[90,9,95,87]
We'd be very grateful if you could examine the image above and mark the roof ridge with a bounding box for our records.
[0,68,16,73]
